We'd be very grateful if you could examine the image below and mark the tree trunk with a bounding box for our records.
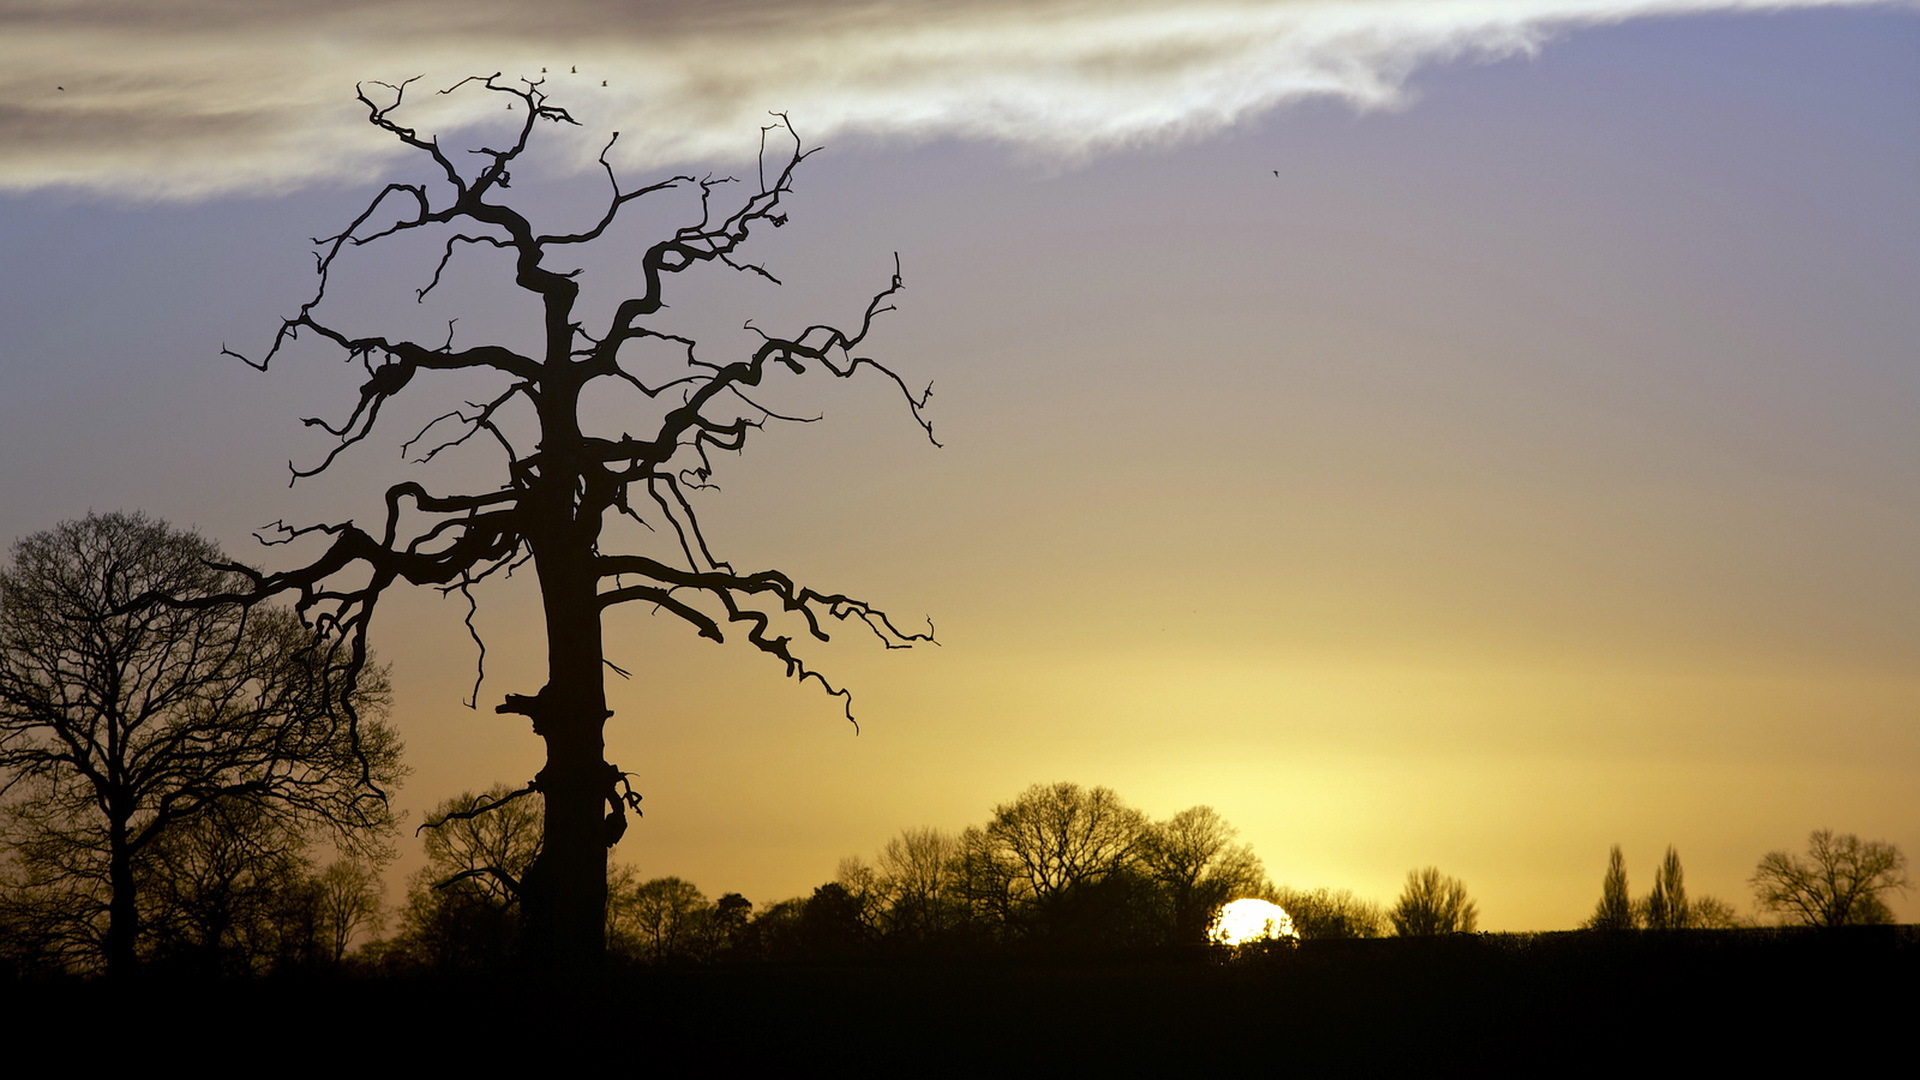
[515,463,612,965]
[106,815,137,977]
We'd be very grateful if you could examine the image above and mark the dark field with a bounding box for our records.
[9,928,1913,1070]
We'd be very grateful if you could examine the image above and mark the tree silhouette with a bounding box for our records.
[1751,830,1908,927]
[869,826,966,947]
[1389,867,1478,936]
[626,876,708,961]
[0,512,402,975]
[1270,886,1387,939]
[1586,844,1635,931]
[961,782,1148,941]
[1138,806,1268,944]
[398,784,543,968]
[216,75,935,961]
[1644,845,1689,930]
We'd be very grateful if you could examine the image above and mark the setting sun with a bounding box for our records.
[1208,899,1300,947]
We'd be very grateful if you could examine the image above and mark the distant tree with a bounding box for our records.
[1644,845,1690,929]
[398,785,542,968]
[1751,829,1909,927]
[1390,867,1478,936]
[983,780,1144,914]
[1137,806,1268,944]
[798,880,876,958]
[0,512,403,975]
[1688,895,1744,929]
[708,892,753,958]
[310,857,387,964]
[629,876,709,961]
[1271,886,1388,939]
[137,797,313,974]
[743,896,809,961]
[420,785,544,905]
[1586,844,1636,931]
[605,862,645,958]
[871,826,965,946]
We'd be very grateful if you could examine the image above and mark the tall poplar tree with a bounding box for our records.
[1588,844,1635,931]
[1645,845,1689,929]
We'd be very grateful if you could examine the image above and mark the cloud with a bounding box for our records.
[0,0,1904,199]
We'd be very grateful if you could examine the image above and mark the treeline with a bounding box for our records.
[1,802,388,977]
[1587,833,1909,931]
[384,781,1443,972]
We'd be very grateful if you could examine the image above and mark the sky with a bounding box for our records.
[1,0,1915,930]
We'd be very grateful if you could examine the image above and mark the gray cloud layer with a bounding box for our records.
[1,0,1903,198]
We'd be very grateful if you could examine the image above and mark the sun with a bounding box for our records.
[1208,898,1300,946]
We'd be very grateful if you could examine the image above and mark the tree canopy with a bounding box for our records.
[1751,830,1908,928]
[0,511,402,974]
[1389,867,1478,936]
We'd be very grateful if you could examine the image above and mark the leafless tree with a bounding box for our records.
[0,512,402,975]
[416,784,545,909]
[1389,867,1478,936]
[312,856,387,964]
[871,826,965,943]
[1138,806,1268,943]
[397,784,543,967]
[965,782,1148,937]
[211,74,934,962]
[1687,895,1745,929]
[1751,829,1908,927]
[626,876,709,961]
[1269,886,1387,939]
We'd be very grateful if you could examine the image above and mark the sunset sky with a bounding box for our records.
[1,0,1914,929]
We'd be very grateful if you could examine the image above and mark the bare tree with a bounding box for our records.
[1137,806,1268,943]
[0,512,402,975]
[627,876,709,961]
[135,798,377,974]
[872,826,965,944]
[398,785,543,968]
[1270,886,1387,939]
[956,782,1150,942]
[1389,867,1478,936]
[213,74,934,962]
[986,783,1148,904]
[1687,895,1745,929]
[312,857,387,964]
[416,784,544,909]
[1751,829,1908,927]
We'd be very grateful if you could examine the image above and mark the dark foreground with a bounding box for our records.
[9,928,1914,1069]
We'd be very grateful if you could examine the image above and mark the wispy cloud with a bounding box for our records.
[1,0,1904,199]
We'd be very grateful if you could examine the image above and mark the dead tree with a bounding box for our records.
[216,75,935,962]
